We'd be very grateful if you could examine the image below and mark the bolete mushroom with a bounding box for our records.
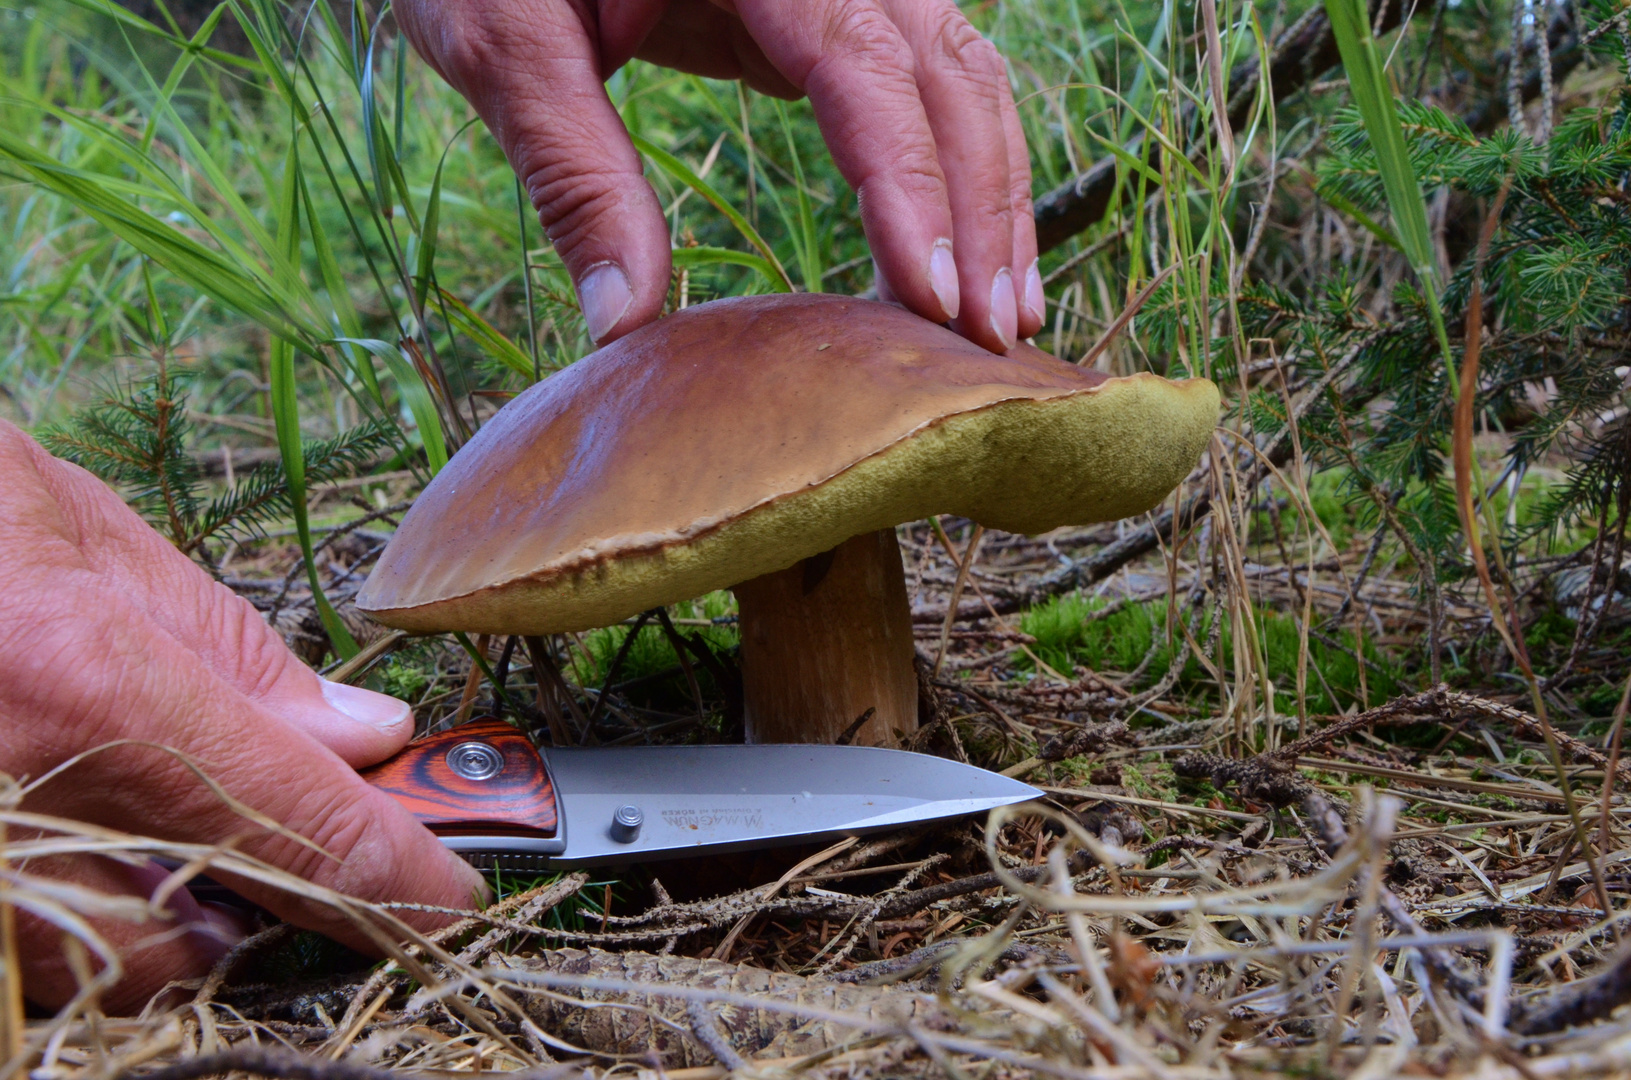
[357,294,1218,746]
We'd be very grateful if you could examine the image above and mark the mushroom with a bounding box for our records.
[357,294,1218,745]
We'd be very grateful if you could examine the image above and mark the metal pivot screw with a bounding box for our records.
[610,804,643,843]
[445,742,505,781]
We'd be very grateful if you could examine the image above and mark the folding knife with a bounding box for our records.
[361,718,1041,870]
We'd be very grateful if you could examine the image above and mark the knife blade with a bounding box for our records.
[361,718,1040,870]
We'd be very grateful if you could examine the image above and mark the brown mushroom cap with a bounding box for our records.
[357,294,1219,635]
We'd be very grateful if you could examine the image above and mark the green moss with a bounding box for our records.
[1581,678,1630,718]
[1253,605,1401,713]
[376,657,431,702]
[1126,759,1179,802]
[1526,608,1579,655]
[1020,593,1179,677]
[1017,594,1399,715]
[570,591,739,704]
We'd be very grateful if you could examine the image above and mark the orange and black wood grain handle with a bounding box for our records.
[360,718,559,838]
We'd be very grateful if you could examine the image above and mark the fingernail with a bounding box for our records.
[199,903,254,945]
[1024,259,1045,324]
[989,268,1017,350]
[578,262,633,343]
[321,678,412,735]
[929,240,960,320]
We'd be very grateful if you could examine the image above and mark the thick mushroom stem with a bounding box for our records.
[733,529,919,746]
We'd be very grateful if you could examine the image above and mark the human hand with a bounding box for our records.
[0,421,486,1013]
[393,0,1042,353]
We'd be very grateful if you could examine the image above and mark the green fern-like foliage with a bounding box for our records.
[40,366,397,555]
[1230,64,1631,581]
[187,421,398,552]
[37,365,203,545]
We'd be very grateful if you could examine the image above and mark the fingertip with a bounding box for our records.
[1020,258,1045,338]
[320,679,413,739]
[988,268,1018,352]
[871,233,964,326]
[929,239,960,321]
[294,679,415,768]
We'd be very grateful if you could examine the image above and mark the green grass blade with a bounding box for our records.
[515,176,542,382]
[629,131,793,292]
[411,120,483,317]
[393,32,408,153]
[1315,183,1405,253]
[670,245,790,286]
[774,100,822,292]
[271,337,359,660]
[112,40,294,277]
[414,150,445,310]
[51,0,260,71]
[1085,127,1167,188]
[269,140,357,659]
[275,142,355,659]
[0,127,319,345]
[138,3,227,154]
[1324,0,1436,286]
[359,22,390,222]
[1325,0,1455,370]
[359,17,419,233]
[298,172,392,425]
[337,337,450,473]
[431,289,540,380]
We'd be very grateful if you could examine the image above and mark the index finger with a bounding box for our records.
[739,0,962,324]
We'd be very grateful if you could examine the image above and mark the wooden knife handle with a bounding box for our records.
[360,718,559,838]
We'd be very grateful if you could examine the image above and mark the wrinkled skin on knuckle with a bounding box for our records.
[127,695,304,828]
[397,0,546,105]
[811,3,917,90]
[325,799,453,906]
[963,177,1015,236]
[409,0,600,131]
[253,785,463,934]
[854,152,946,219]
[391,0,491,95]
[924,9,1004,85]
[523,148,637,263]
[1008,168,1036,217]
[799,7,952,206]
[256,783,374,887]
[23,676,230,829]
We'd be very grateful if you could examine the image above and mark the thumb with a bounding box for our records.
[397,0,671,344]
